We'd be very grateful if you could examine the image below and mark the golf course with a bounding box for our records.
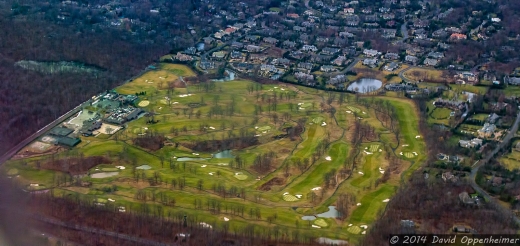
[2,64,426,243]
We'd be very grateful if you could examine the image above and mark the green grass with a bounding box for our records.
[471,114,489,121]
[7,168,19,176]
[314,218,328,227]
[349,185,395,224]
[500,151,520,171]
[347,225,362,234]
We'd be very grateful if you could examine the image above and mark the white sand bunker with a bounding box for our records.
[399,152,403,155]
[299,107,305,110]
[325,156,332,161]
[321,122,327,126]
[192,153,199,156]
[201,165,207,168]
[415,135,421,138]
[108,198,115,202]
[311,187,321,191]
[358,172,364,175]
[413,152,418,156]
[382,199,390,202]
[200,222,212,229]
[379,149,382,152]
[208,172,214,175]
[255,134,261,137]
[346,110,352,113]
[138,100,150,107]
[224,217,229,221]
[357,117,363,120]
[363,151,373,155]
[312,225,321,228]
[116,166,125,170]
[360,225,368,229]
[295,194,303,199]
[356,203,362,206]
[172,102,179,104]
[217,163,228,166]
[179,94,194,97]
[362,231,366,234]
[362,111,366,114]
[348,224,353,226]
[402,144,409,147]
[209,126,215,129]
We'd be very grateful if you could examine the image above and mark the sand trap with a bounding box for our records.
[200,222,212,229]
[118,206,126,212]
[274,87,278,88]
[299,107,305,110]
[358,172,364,175]
[356,203,362,206]
[415,135,421,138]
[365,147,368,149]
[281,88,285,91]
[201,165,207,168]
[402,144,409,147]
[363,151,373,155]
[192,153,199,156]
[138,100,150,107]
[312,225,321,228]
[178,94,194,97]
[413,152,418,156]
[209,126,215,129]
[283,192,289,195]
[30,184,39,187]
[346,110,352,113]
[298,103,303,105]
[380,170,385,174]
[218,163,228,166]
[173,156,177,159]
[360,225,368,229]
[325,156,332,161]
[357,117,363,120]
[362,111,366,114]
[254,126,259,129]
[311,187,321,191]
[348,224,352,226]
[295,194,303,198]
[224,217,229,221]
[399,152,403,155]
[208,172,214,175]
[116,166,125,170]
[379,149,382,152]
[382,199,390,202]
[108,198,115,202]
[362,231,366,234]
[255,134,261,137]
[321,122,327,126]
[172,102,179,104]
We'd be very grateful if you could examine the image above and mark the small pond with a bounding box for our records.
[136,165,152,170]
[213,70,236,82]
[213,150,234,158]
[347,78,382,93]
[301,206,339,220]
[91,172,119,178]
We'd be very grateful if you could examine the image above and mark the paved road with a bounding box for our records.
[398,66,414,83]
[470,111,520,225]
[0,103,86,165]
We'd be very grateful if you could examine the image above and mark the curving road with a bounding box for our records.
[469,111,520,225]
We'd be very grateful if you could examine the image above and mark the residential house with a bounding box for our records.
[487,113,500,124]
[298,62,314,70]
[477,123,496,138]
[287,13,299,18]
[506,76,520,85]
[246,45,262,53]
[230,51,243,59]
[363,49,380,57]
[382,29,397,39]
[344,7,355,14]
[290,51,307,60]
[294,72,314,81]
[212,51,226,59]
[442,172,458,182]
[249,54,268,62]
[301,45,318,52]
[332,56,347,66]
[199,61,215,70]
[244,35,260,42]
[260,64,277,72]
[432,29,448,39]
[231,41,244,49]
[459,138,483,148]
[293,26,307,32]
[321,47,341,55]
[320,65,337,72]
[413,19,429,28]
[384,62,399,71]
[339,32,355,38]
[184,47,196,55]
[363,58,378,68]
[345,15,360,26]
[329,75,346,85]
[405,55,419,65]
[272,58,291,66]
[283,41,297,49]
[450,33,467,41]
[428,51,445,59]
[384,52,399,60]
[424,58,439,66]
[203,37,215,44]
[263,37,278,45]
[175,52,193,62]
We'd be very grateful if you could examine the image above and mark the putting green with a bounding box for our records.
[7,168,19,176]
[234,172,248,180]
[313,117,324,124]
[257,126,271,132]
[314,218,328,227]
[138,100,150,107]
[404,152,414,158]
[369,144,379,152]
[346,106,360,113]
[347,226,362,234]
[282,194,299,201]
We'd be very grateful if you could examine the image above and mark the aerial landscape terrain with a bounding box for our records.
[0,0,520,245]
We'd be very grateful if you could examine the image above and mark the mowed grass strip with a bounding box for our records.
[349,185,395,224]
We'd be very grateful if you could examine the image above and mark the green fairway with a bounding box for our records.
[349,185,395,224]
